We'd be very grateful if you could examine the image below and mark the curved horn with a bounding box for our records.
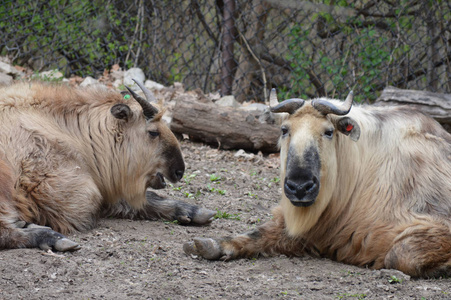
[270,98,305,114]
[132,78,157,103]
[268,88,279,107]
[124,79,159,120]
[311,91,354,116]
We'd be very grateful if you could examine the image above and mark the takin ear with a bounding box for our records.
[335,117,360,141]
[111,104,132,121]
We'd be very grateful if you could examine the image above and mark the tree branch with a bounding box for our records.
[191,0,219,45]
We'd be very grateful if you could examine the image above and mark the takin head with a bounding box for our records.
[108,79,184,207]
[270,90,361,235]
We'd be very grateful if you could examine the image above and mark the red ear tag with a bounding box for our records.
[346,124,354,132]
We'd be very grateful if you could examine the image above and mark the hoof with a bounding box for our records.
[191,208,216,225]
[183,237,222,260]
[26,223,52,230]
[13,221,27,228]
[177,215,192,224]
[54,238,81,252]
[23,227,81,252]
[183,241,198,256]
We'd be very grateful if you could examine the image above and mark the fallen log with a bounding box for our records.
[375,86,451,132]
[170,96,280,153]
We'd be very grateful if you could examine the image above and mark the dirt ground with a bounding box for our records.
[0,140,450,300]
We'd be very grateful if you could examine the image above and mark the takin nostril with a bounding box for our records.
[284,180,297,195]
[303,181,315,192]
[300,180,318,194]
[175,169,184,181]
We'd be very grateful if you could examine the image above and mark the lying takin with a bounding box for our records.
[184,90,451,278]
[0,80,215,251]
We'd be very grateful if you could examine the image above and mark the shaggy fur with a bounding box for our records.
[184,98,451,278]
[0,82,213,251]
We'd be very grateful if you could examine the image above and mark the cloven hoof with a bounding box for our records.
[183,237,222,260]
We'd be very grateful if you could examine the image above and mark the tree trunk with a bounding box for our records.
[375,86,451,132]
[232,0,269,103]
[221,0,237,96]
[170,97,280,153]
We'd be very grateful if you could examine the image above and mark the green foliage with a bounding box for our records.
[214,210,240,220]
[183,191,194,199]
[164,220,179,225]
[271,177,280,183]
[31,70,64,82]
[184,173,197,185]
[0,0,135,76]
[209,174,222,182]
[286,1,408,103]
[353,27,391,101]
[285,25,312,100]
[337,293,367,299]
[169,52,188,84]
[247,191,258,198]
[206,183,226,195]
[388,275,402,284]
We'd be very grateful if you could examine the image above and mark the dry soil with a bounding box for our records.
[0,141,450,300]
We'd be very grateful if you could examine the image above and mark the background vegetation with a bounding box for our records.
[1,0,450,103]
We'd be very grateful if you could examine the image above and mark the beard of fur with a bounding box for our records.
[280,152,336,237]
[281,187,333,237]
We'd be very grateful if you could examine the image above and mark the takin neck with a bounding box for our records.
[43,98,145,207]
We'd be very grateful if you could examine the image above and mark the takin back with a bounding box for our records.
[184,90,451,278]
[0,80,214,251]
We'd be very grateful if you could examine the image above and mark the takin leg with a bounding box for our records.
[384,220,451,278]
[183,206,306,260]
[101,191,216,225]
[0,159,79,251]
[0,220,80,251]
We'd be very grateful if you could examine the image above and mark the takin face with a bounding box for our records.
[271,91,361,235]
[111,80,185,207]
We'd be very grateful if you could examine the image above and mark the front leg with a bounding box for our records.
[183,206,306,260]
[102,190,215,225]
[0,221,80,251]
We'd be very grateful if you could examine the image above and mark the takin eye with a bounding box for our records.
[281,125,289,137]
[148,131,160,138]
[324,129,334,139]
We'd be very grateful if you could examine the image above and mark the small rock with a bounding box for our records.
[145,79,165,90]
[208,91,221,101]
[38,69,64,81]
[258,107,275,124]
[110,64,124,80]
[239,103,267,112]
[234,149,255,161]
[173,82,185,92]
[124,68,145,89]
[80,76,99,87]
[216,95,239,108]
[0,61,21,77]
[112,79,123,88]
[375,269,411,282]
[0,72,13,86]
[415,285,442,291]
[0,56,11,64]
